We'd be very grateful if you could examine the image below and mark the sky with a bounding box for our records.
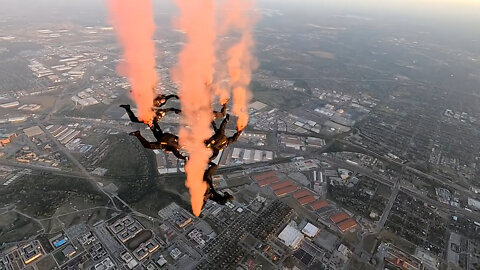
[0,0,478,38]
[0,0,479,22]
[259,0,480,22]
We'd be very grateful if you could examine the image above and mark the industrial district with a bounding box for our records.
[1,2,480,270]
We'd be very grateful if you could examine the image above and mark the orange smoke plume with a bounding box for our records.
[223,0,258,131]
[107,0,157,124]
[173,0,216,216]
[214,84,230,106]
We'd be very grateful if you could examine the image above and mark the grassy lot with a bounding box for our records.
[0,212,42,243]
[377,230,416,254]
[35,255,59,270]
[97,134,159,205]
[0,174,108,219]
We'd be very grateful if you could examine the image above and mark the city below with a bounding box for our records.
[1,1,480,270]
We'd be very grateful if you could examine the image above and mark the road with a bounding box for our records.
[339,139,474,198]
[32,118,120,211]
[375,178,401,234]
[321,155,480,223]
[0,159,88,179]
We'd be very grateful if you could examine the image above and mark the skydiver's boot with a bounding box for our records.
[224,191,234,201]
[120,105,141,123]
[220,101,228,115]
[129,130,140,137]
[172,150,187,160]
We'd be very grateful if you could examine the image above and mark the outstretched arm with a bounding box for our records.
[212,102,227,120]
[164,108,182,114]
[164,94,179,102]
[228,129,242,144]
[156,108,181,119]
[170,149,187,160]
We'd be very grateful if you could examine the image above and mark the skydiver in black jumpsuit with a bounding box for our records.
[212,101,228,120]
[129,119,186,160]
[120,104,181,124]
[201,162,233,210]
[205,114,243,161]
[153,94,179,108]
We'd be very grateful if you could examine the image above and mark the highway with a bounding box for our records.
[32,118,120,211]
[320,155,480,223]
[375,178,400,234]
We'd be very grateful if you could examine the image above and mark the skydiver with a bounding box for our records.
[120,104,180,124]
[201,162,234,210]
[205,114,243,161]
[129,120,186,160]
[153,94,179,108]
[212,100,228,120]
[155,107,182,121]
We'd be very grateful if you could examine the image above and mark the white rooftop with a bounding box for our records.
[301,222,320,238]
[278,224,304,249]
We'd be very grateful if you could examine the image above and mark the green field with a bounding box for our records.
[97,134,159,204]
[35,254,59,270]
[0,212,42,243]
[0,174,108,219]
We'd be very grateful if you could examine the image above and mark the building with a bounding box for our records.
[253,171,277,182]
[188,229,206,247]
[232,148,242,159]
[258,177,278,187]
[311,200,329,211]
[243,149,252,161]
[23,126,44,137]
[468,198,480,210]
[278,224,304,249]
[337,219,357,232]
[281,136,304,150]
[172,212,193,229]
[8,116,28,123]
[20,241,43,265]
[330,212,350,224]
[270,180,294,191]
[253,150,262,162]
[298,195,316,206]
[62,245,76,258]
[301,223,320,238]
[293,189,314,199]
[250,101,267,111]
[0,101,20,108]
[51,235,68,248]
[383,243,422,270]
[170,248,182,260]
[0,133,16,146]
[306,137,326,148]
[274,185,297,197]
[157,255,167,267]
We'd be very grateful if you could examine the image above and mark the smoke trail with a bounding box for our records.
[213,80,230,106]
[107,0,157,124]
[173,0,216,216]
[222,0,258,131]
